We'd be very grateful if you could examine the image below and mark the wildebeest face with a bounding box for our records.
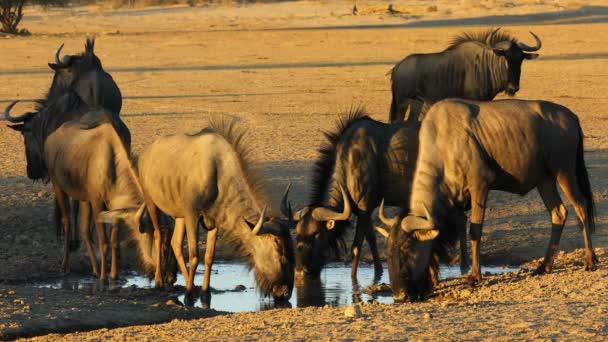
[8,119,46,180]
[249,217,295,301]
[376,202,439,302]
[280,184,352,279]
[47,40,103,97]
[490,31,541,96]
[294,209,329,278]
[493,45,538,96]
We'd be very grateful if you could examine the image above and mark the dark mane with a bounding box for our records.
[309,107,373,257]
[446,28,515,51]
[193,118,268,213]
[310,107,373,205]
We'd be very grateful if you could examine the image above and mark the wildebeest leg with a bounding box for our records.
[459,229,469,275]
[201,228,218,294]
[534,180,567,275]
[362,212,382,280]
[171,218,189,285]
[184,215,200,293]
[390,98,409,123]
[467,187,488,286]
[558,174,596,271]
[79,201,98,277]
[145,198,165,288]
[53,185,71,274]
[351,216,366,280]
[110,224,119,280]
[91,201,108,281]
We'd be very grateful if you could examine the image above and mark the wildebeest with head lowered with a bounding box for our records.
[281,108,419,280]
[4,93,176,285]
[137,119,295,300]
[389,28,541,124]
[377,99,596,302]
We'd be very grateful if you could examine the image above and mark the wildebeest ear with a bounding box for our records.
[524,53,539,60]
[492,48,507,56]
[7,124,25,132]
[412,229,439,241]
[375,226,389,239]
[48,63,65,71]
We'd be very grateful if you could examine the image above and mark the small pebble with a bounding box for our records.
[234,284,246,291]
[423,313,432,320]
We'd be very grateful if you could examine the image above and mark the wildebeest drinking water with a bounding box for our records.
[137,119,295,300]
[4,92,176,284]
[281,108,419,281]
[389,28,541,124]
[377,99,596,302]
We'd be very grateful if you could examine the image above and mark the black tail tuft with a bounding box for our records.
[576,126,595,233]
[69,200,81,252]
[54,199,62,242]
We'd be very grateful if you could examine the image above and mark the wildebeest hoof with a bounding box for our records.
[584,261,597,272]
[466,274,481,287]
[533,264,550,276]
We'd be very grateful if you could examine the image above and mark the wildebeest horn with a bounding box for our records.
[251,206,267,235]
[378,199,398,227]
[516,31,542,52]
[3,101,33,123]
[311,184,351,222]
[422,204,433,222]
[55,43,64,64]
[485,27,501,46]
[280,183,294,220]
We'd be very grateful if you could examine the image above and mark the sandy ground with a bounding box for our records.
[0,0,607,339]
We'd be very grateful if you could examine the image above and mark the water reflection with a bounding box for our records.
[33,262,517,312]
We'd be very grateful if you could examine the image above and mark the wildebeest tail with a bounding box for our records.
[69,200,81,251]
[576,125,595,234]
[54,198,81,252]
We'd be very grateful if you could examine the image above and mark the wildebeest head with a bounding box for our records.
[4,101,46,180]
[281,184,351,278]
[47,39,103,97]
[245,206,295,301]
[98,204,178,285]
[486,28,541,96]
[375,200,439,302]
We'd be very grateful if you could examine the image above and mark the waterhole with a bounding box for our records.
[34,262,517,312]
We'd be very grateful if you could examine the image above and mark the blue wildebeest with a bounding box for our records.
[4,93,176,285]
[389,28,541,124]
[137,119,295,300]
[41,38,130,276]
[281,108,419,281]
[376,99,596,302]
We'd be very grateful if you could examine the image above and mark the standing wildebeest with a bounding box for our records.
[41,38,130,276]
[389,28,541,124]
[376,99,596,302]
[137,119,295,300]
[281,108,419,280]
[4,93,176,285]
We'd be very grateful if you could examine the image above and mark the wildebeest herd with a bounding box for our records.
[4,28,598,304]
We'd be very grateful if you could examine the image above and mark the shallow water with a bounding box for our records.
[34,262,517,312]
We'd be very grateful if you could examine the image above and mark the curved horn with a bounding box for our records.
[3,101,33,123]
[54,43,65,64]
[311,184,352,222]
[280,183,293,219]
[251,206,267,235]
[485,27,501,46]
[516,31,542,52]
[378,199,398,227]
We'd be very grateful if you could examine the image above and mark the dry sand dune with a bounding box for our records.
[0,1,607,340]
